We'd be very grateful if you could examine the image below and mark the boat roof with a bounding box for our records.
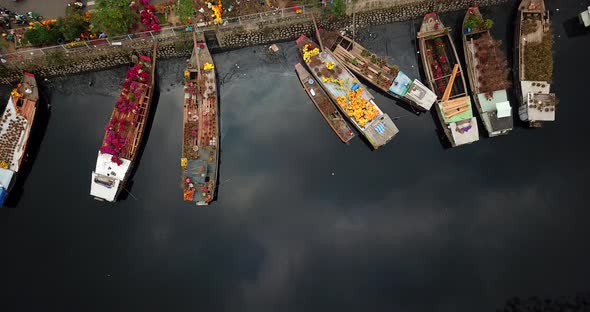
[363,113,399,147]
[475,90,513,133]
[0,97,29,172]
[90,171,121,202]
[449,117,479,146]
[90,152,131,201]
[404,79,437,110]
[94,152,131,181]
[525,92,556,121]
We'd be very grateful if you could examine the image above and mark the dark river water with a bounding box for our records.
[1,2,589,311]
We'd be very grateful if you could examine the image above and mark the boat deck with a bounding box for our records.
[419,13,478,147]
[0,73,38,172]
[295,63,354,143]
[297,35,398,148]
[182,32,219,205]
[91,46,157,202]
[463,7,512,136]
[321,30,435,110]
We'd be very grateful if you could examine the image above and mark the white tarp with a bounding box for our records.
[496,101,512,118]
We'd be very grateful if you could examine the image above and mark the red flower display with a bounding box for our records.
[100,57,152,165]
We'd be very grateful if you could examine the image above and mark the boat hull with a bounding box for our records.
[462,7,513,137]
[514,0,556,127]
[418,13,479,147]
[181,32,220,205]
[295,63,355,143]
[0,72,40,206]
[90,47,157,202]
[296,35,398,149]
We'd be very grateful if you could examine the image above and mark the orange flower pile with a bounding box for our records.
[336,87,379,127]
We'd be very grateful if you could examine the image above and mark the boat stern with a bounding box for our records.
[90,152,131,202]
[90,172,119,202]
[449,117,480,147]
[519,81,556,123]
[403,79,437,110]
[364,113,399,149]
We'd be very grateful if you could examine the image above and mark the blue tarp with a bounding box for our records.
[0,187,7,207]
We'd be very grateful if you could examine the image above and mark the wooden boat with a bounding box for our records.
[0,72,39,206]
[90,44,157,202]
[515,0,556,127]
[296,35,398,149]
[181,32,219,205]
[319,29,437,111]
[417,13,479,147]
[462,6,513,137]
[295,62,355,143]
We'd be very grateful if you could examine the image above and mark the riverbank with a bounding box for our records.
[0,0,509,84]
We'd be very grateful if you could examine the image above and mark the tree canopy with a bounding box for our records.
[91,0,139,35]
[61,7,90,41]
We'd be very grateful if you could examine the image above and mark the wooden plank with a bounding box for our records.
[445,106,469,118]
[441,64,459,102]
[442,99,468,111]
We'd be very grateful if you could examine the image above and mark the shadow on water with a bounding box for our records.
[562,16,590,38]
[4,83,51,208]
[117,77,161,202]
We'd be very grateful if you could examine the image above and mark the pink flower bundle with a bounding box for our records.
[140,4,160,31]
[100,120,128,165]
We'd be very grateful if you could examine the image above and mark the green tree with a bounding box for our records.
[60,7,89,41]
[176,0,194,24]
[23,24,63,46]
[91,0,138,36]
[482,19,494,30]
[331,0,347,17]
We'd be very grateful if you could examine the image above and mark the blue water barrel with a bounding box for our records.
[351,83,360,91]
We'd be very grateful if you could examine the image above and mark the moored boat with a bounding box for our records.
[462,6,513,137]
[295,62,355,143]
[319,30,437,111]
[0,72,39,206]
[90,46,157,202]
[181,32,219,205]
[417,13,479,147]
[515,0,556,127]
[296,35,398,149]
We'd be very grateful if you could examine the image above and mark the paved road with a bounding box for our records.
[0,0,73,19]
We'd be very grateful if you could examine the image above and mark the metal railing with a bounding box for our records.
[0,4,318,65]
